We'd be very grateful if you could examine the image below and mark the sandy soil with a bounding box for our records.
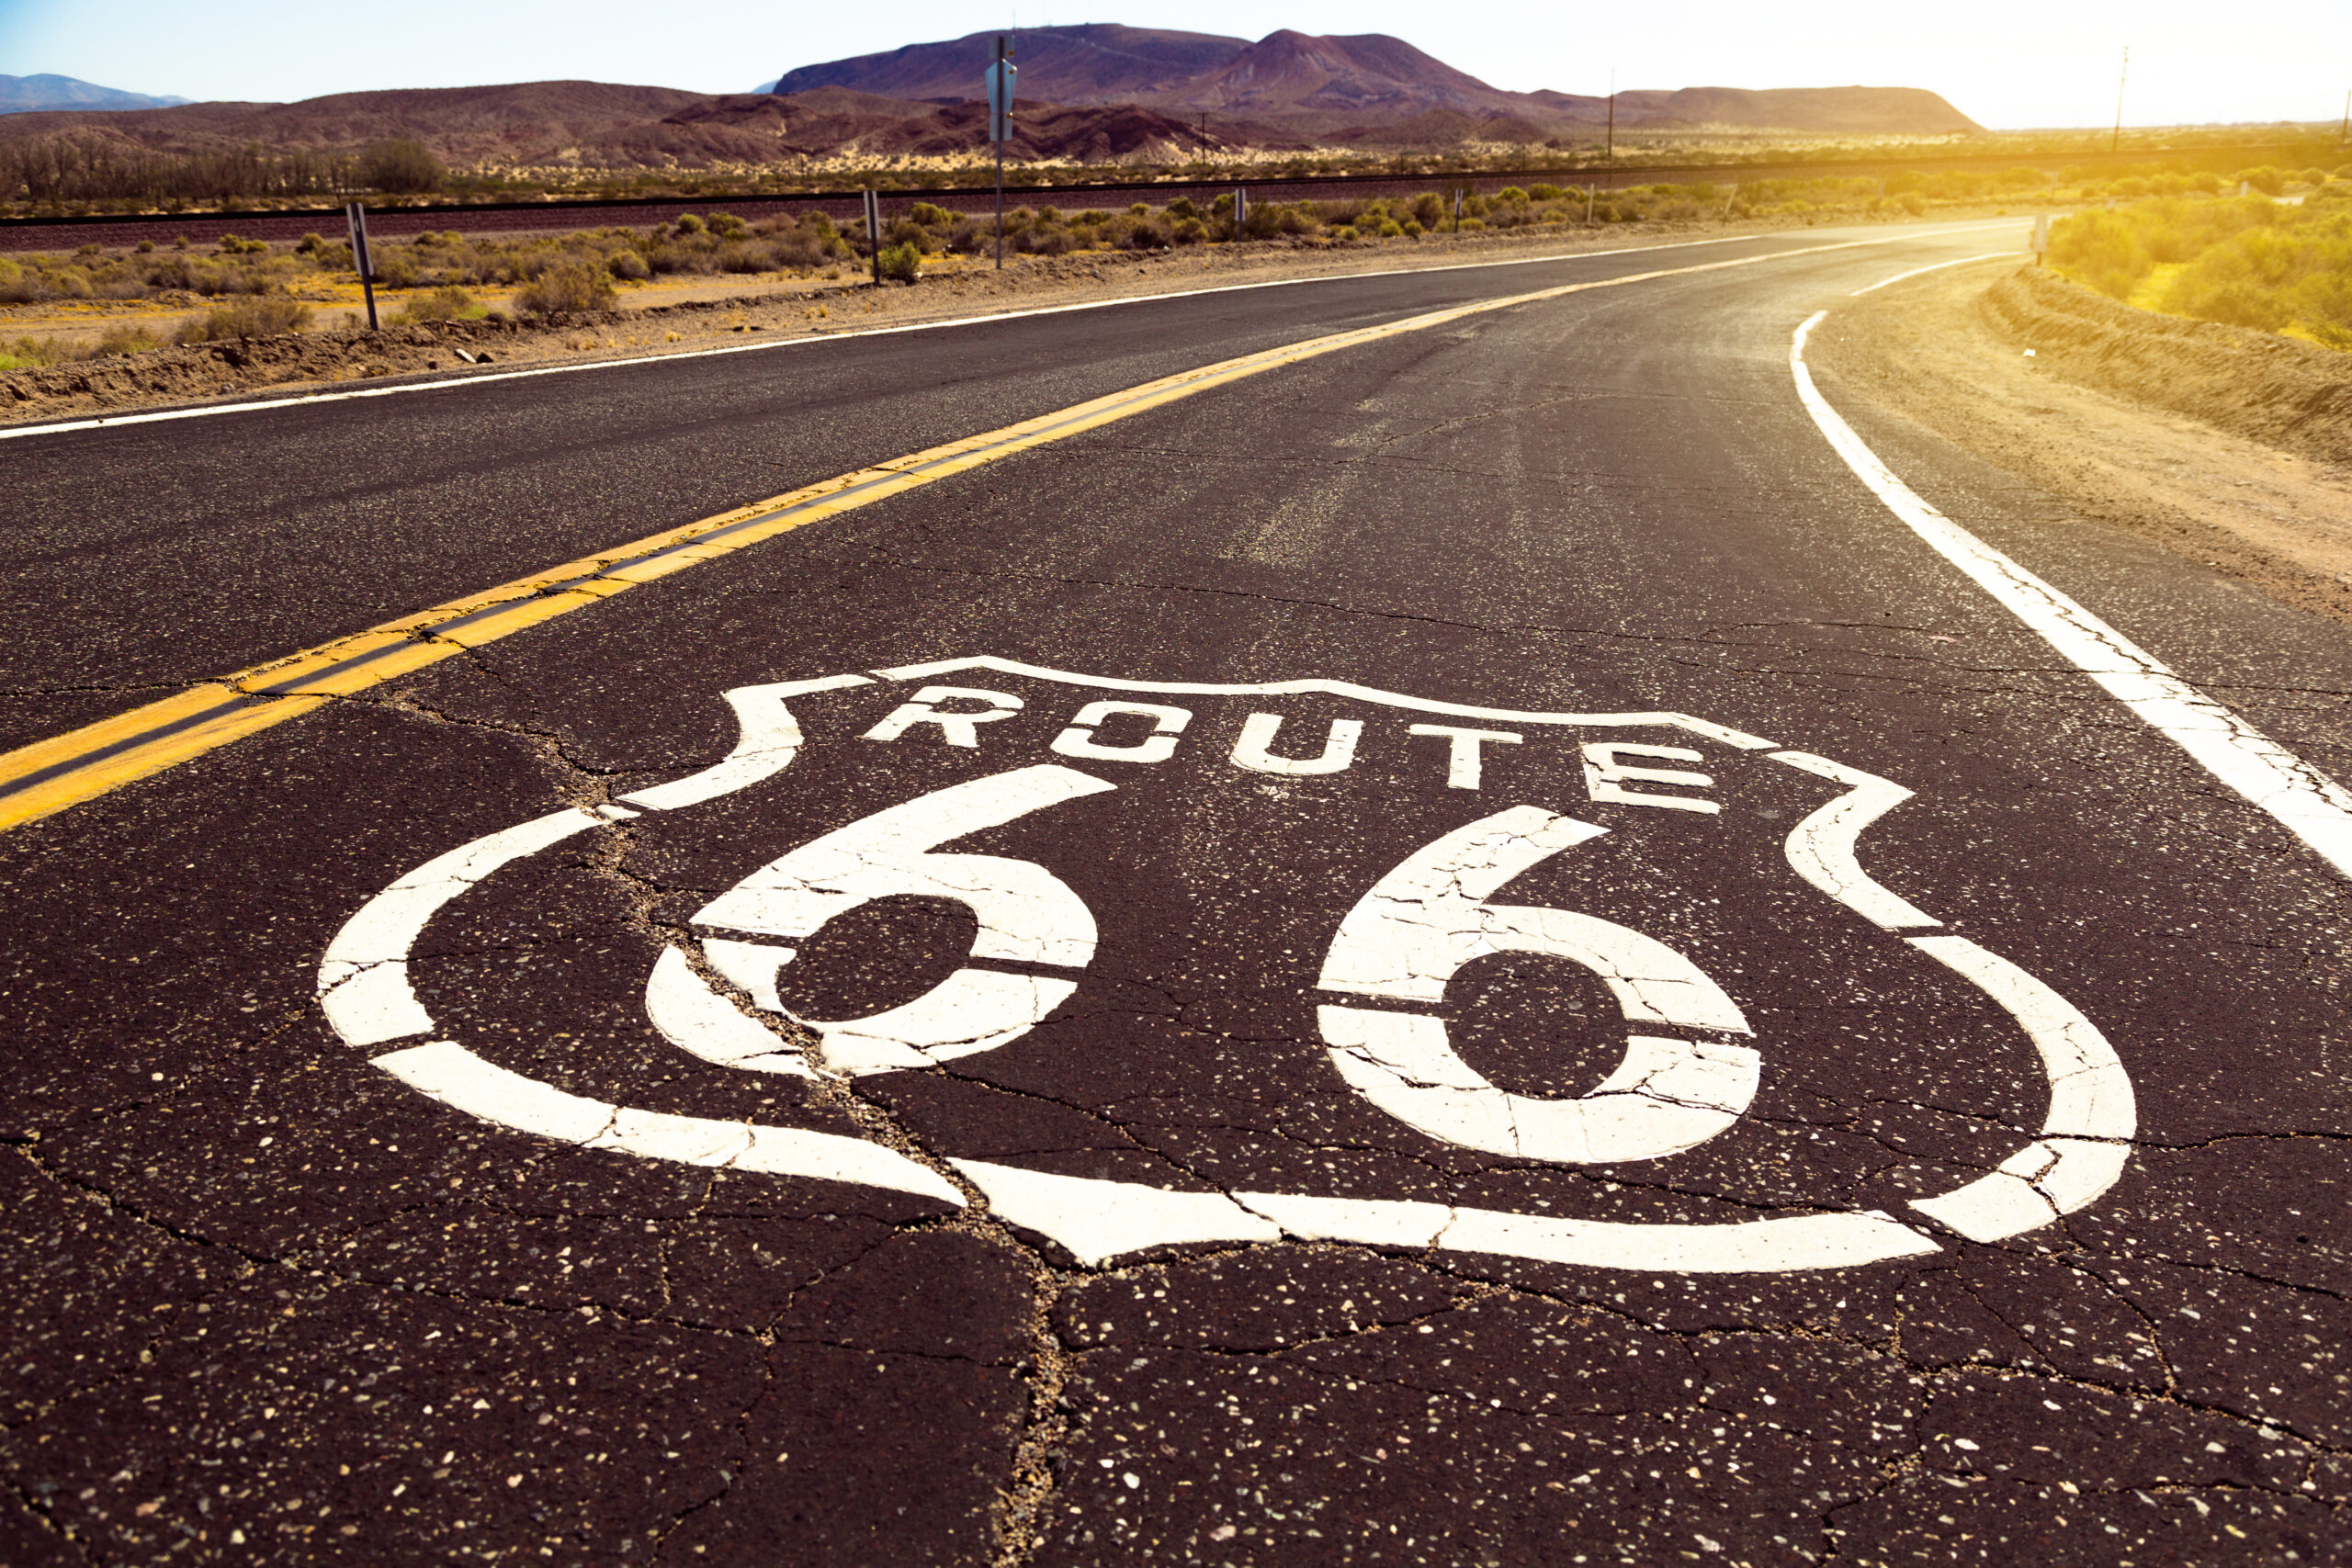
[1812,262,2352,628]
[0,212,2038,426]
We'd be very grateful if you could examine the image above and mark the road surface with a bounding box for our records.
[4,221,2348,1565]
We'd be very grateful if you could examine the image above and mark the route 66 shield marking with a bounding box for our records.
[317,656,2134,1272]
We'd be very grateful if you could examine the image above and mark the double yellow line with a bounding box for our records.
[0,232,1957,832]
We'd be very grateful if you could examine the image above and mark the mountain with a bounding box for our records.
[1528,85,1981,135]
[770,25,1248,103]
[766,27,1983,137]
[0,73,189,114]
[1169,30,1522,118]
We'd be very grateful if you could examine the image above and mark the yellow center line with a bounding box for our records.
[0,231,1973,833]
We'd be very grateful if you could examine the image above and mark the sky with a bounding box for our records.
[3,0,2347,130]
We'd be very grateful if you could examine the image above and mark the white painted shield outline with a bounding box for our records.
[317,655,2135,1272]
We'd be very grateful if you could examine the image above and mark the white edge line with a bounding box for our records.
[3,220,2018,444]
[1849,250,2015,295]
[1792,303,2352,882]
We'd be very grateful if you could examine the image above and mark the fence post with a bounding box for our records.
[344,201,379,333]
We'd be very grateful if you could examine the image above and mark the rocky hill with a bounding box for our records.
[0,74,189,114]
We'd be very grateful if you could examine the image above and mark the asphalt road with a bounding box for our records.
[5,221,2350,1566]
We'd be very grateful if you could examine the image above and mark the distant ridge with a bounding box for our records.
[0,73,189,114]
[763,26,1983,137]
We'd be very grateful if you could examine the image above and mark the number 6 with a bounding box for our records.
[1317,807,1760,1164]
[647,765,1114,1077]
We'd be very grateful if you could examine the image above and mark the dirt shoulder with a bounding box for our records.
[1811,262,2352,628]
[2,213,2019,429]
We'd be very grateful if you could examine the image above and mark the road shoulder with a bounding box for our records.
[1809,262,2352,628]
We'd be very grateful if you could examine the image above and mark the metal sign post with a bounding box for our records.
[2031,214,2052,266]
[344,201,379,332]
[863,189,882,286]
[1233,186,1248,237]
[986,38,1017,271]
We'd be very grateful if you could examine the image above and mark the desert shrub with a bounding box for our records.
[391,286,484,324]
[1166,196,1201,220]
[216,233,267,254]
[2298,168,2330,186]
[707,212,748,239]
[1017,225,1073,256]
[2162,212,2352,344]
[135,239,154,253]
[0,258,22,296]
[875,242,922,283]
[1334,226,1360,243]
[175,295,311,342]
[1122,214,1172,249]
[1459,217,1486,231]
[909,202,953,228]
[359,139,444,195]
[1529,184,1563,201]
[2234,166,2285,197]
[606,248,651,280]
[1377,219,1405,239]
[514,265,616,315]
[0,334,88,369]
[1411,193,1445,229]
[372,253,419,289]
[885,216,935,253]
[673,213,707,235]
[1170,217,1206,245]
[93,323,164,355]
[2047,209,2150,298]
[714,241,773,274]
[1400,220,1424,238]
[770,231,838,269]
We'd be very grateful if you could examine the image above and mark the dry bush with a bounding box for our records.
[875,242,922,283]
[606,249,651,280]
[513,265,616,316]
[175,296,311,343]
[391,286,486,325]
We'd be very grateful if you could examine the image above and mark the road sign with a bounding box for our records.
[985,50,1017,144]
[321,657,2133,1274]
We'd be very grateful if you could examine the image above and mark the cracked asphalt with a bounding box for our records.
[5,221,2350,1566]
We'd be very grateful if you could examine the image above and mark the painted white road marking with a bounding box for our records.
[1849,251,2015,295]
[1408,724,1522,789]
[688,765,1112,1073]
[644,945,816,1078]
[1049,701,1193,764]
[620,674,868,811]
[1581,743,1722,814]
[1770,751,1941,930]
[1316,806,1760,1164]
[326,660,2139,1271]
[1231,712,1363,776]
[1905,934,2135,1242]
[374,1040,965,1205]
[951,1160,1282,1266]
[1793,309,2352,883]
[1236,1191,1940,1273]
[860,685,1025,749]
[319,804,631,1047]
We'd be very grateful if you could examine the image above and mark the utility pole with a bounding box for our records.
[1605,67,1615,162]
[2110,46,2129,155]
[2340,87,2348,145]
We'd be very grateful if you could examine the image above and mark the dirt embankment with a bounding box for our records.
[1813,263,2352,626]
[1984,266,2352,467]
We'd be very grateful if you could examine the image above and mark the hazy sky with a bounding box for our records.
[4,0,2346,130]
